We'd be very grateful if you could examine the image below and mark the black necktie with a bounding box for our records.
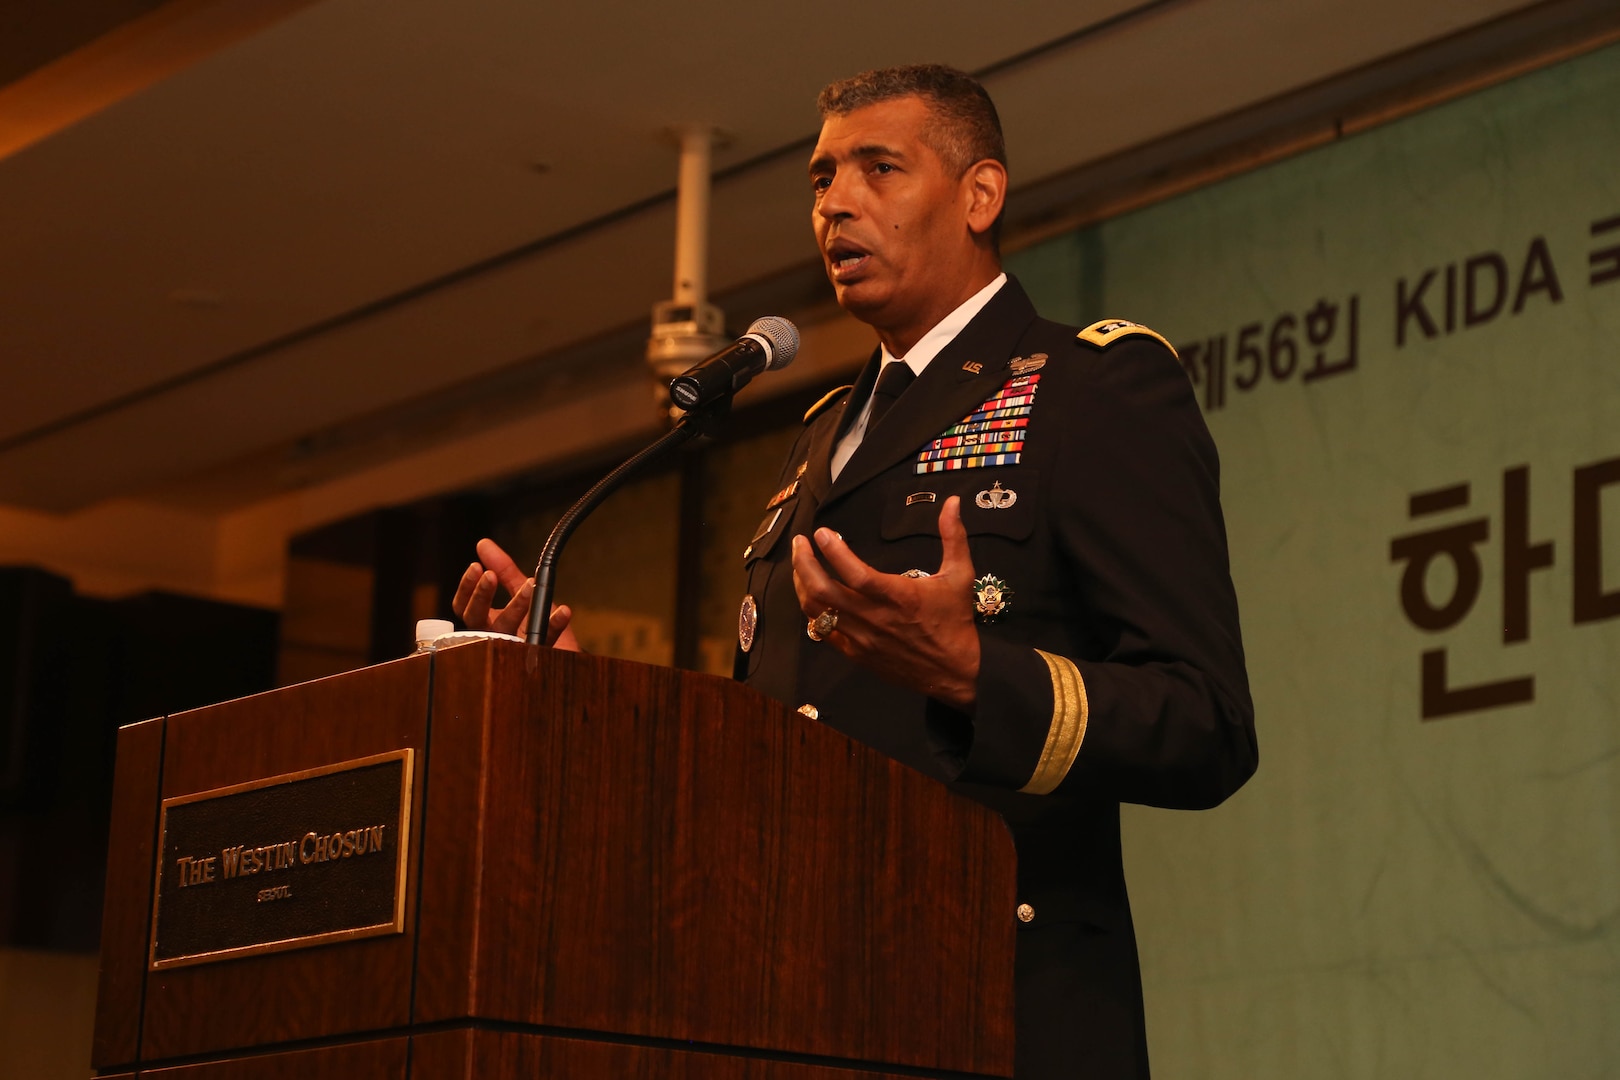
[866,361,916,431]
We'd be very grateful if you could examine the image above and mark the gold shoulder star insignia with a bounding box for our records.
[1077,319,1178,360]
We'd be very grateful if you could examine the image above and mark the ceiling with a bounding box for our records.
[0,0,1592,514]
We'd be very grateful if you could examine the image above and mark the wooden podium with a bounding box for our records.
[92,639,1016,1078]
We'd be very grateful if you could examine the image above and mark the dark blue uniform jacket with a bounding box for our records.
[736,277,1257,1079]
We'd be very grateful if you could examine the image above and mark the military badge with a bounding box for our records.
[975,480,1017,509]
[915,373,1040,474]
[1007,353,1047,376]
[742,507,782,561]
[765,478,800,509]
[764,462,807,510]
[972,573,1012,620]
[803,388,851,425]
[738,594,758,653]
[1077,319,1178,358]
[961,360,984,374]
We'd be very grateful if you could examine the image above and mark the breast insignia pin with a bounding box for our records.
[738,594,758,653]
[972,573,1012,621]
[765,478,800,509]
[975,480,1017,509]
[1008,353,1047,376]
[743,507,783,561]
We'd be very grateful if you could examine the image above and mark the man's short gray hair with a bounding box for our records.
[816,64,1006,177]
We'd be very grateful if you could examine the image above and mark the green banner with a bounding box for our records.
[1008,43,1620,1077]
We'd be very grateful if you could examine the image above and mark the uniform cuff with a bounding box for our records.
[928,638,1089,793]
[1019,649,1088,794]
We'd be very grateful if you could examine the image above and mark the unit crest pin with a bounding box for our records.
[972,573,1012,621]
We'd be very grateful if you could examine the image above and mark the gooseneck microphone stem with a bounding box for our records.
[524,398,730,645]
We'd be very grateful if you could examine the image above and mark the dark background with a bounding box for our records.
[0,378,822,956]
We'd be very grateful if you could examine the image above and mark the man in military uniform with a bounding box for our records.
[457,65,1256,1080]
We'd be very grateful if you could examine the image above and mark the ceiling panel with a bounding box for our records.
[0,0,1128,442]
[0,0,1556,510]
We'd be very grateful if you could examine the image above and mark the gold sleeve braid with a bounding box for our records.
[1019,649,1089,795]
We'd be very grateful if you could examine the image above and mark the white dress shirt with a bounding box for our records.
[829,273,1008,481]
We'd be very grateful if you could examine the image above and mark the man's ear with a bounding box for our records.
[964,159,1007,238]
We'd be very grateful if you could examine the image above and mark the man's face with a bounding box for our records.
[808,96,976,335]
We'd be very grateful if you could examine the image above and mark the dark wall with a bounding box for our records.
[0,1,170,88]
[0,567,279,951]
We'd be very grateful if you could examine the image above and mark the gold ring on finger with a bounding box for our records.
[807,608,839,641]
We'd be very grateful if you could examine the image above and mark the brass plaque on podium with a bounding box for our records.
[150,749,413,969]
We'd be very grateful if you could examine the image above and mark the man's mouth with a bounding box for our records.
[827,241,871,281]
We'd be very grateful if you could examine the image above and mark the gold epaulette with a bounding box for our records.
[803,384,852,425]
[1077,319,1179,360]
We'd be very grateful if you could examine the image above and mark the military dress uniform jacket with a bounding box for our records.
[734,278,1257,1079]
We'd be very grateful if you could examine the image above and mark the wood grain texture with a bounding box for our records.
[136,1034,407,1078]
[414,641,1016,1076]
[409,1027,923,1079]
[92,717,165,1071]
[98,641,1014,1075]
[139,656,432,1062]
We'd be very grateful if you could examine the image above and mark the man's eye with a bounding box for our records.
[812,175,832,192]
[872,162,895,174]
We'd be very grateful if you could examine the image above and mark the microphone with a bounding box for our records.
[523,317,797,644]
[668,316,799,409]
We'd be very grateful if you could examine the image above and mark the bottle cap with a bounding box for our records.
[415,619,455,648]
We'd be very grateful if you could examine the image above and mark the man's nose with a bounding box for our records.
[816,173,856,220]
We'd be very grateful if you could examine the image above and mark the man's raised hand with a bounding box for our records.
[790,495,980,710]
[451,538,579,648]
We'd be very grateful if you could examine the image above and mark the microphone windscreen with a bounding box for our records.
[747,316,800,370]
